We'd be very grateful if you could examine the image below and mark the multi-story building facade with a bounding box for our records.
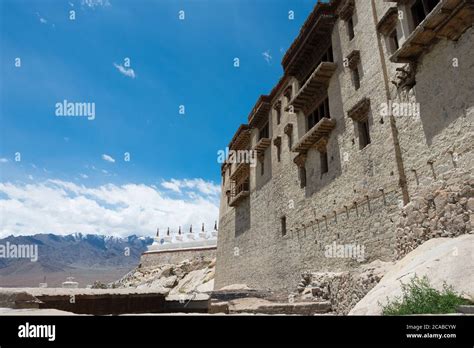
[215,0,473,291]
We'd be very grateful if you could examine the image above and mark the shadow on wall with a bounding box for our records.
[235,196,250,237]
[415,32,473,146]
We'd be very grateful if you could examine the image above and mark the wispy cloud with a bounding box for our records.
[161,178,220,196]
[113,63,136,79]
[262,50,272,64]
[101,154,115,163]
[81,0,111,9]
[0,179,219,237]
[0,158,8,163]
[36,12,48,24]
[79,173,89,179]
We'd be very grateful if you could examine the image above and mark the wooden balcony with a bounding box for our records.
[253,138,271,156]
[229,189,250,207]
[248,95,272,129]
[229,181,250,207]
[229,162,250,182]
[292,118,336,153]
[391,0,474,63]
[288,62,337,113]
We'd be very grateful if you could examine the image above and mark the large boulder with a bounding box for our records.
[350,234,474,315]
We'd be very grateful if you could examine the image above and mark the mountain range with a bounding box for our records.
[0,233,153,287]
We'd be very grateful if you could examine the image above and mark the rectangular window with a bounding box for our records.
[347,17,355,40]
[352,66,361,90]
[411,0,440,28]
[276,106,281,125]
[320,152,329,174]
[358,120,371,149]
[281,216,287,236]
[259,122,269,140]
[388,29,399,54]
[261,161,264,176]
[277,144,281,162]
[299,167,306,188]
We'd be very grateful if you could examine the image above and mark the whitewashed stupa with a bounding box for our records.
[145,222,218,254]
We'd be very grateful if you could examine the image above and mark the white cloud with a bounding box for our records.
[82,0,111,8]
[262,50,272,64]
[161,178,220,196]
[113,63,136,79]
[0,179,219,238]
[79,173,89,179]
[102,154,115,163]
[0,158,8,163]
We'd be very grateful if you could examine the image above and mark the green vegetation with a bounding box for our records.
[381,275,468,315]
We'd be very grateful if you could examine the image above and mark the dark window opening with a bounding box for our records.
[261,161,264,176]
[322,45,334,63]
[299,167,307,188]
[411,0,440,28]
[388,29,399,53]
[276,106,281,125]
[281,216,287,236]
[320,152,329,174]
[358,120,371,149]
[307,97,330,131]
[352,66,361,90]
[288,134,293,150]
[277,144,281,162]
[347,17,355,40]
[259,122,269,140]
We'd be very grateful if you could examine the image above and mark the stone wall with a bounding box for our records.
[215,0,473,292]
[140,247,216,268]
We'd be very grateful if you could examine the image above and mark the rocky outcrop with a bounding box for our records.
[350,234,474,315]
[396,171,473,258]
[294,260,393,315]
[112,256,216,296]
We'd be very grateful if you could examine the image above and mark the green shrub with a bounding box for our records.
[380,275,468,315]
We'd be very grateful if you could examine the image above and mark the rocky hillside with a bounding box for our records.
[112,256,215,295]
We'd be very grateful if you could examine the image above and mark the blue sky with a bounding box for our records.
[0,0,317,237]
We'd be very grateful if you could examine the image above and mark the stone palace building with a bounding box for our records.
[215,0,473,291]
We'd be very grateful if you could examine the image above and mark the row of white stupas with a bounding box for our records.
[145,222,218,253]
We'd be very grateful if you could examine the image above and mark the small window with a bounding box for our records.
[358,120,371,149]
[320,152,329,174]
[276,106,281,125]
[259,122,269,140]
[352,66,361,90]
[276,144,281,162]
[299,167,306,188]
[288,133,293,150]
[261,161,264,176]
[388,29,399,54]
[281,216,287,236]
[347,17,355,40]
